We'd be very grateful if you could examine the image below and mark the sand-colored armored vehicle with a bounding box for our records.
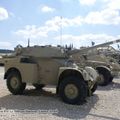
[0,50,13,66]
[72,39,120,86]
[3,44,99,105]
[0,56,4,66]
[96,46,120,64]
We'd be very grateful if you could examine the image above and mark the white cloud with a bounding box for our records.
[0,42,12,49]
[15,0,120,40]
[41,6,55,13]
[15,18,60,39]
[15,25,48,39]
[15,9,120,39]
[15,21,120,48]
[45,7,120,27]
[103,0,120,10]
[46,16,83,27]
[79,0,96,6]
[85,8,120,25]
[15,17,61,39]
[0,7,9,21]
[15,0,120,39]
[54,33,119,48]
[79,0,120,25]
[15,16,83,39]
[55,33,116,42]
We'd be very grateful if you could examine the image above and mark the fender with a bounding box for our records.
[84,66,99,82]
[96,65,111,73]
[58,67,84,82]
[58,67,93,82]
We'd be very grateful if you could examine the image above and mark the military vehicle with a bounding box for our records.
[77,55,120,86]
[96,46,120,64]
[72,39,120,86]
[3,44,99,105]
[0,50,13,66]
[0,56,4,66]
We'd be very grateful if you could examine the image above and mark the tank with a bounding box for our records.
[72,39,120,86]
[3,44,99,105]
[95,46,120,64]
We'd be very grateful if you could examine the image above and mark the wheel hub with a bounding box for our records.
[98,74,104,84]
[10,77,19,89]
[65,84,78,99]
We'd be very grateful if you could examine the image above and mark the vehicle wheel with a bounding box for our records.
[87,82,98,97]
[33,84,45,90]
[96,68,111,86]
[91,83,98,93]
[109,76,114,83]
[7,71,26,95]
[59,76,87,105]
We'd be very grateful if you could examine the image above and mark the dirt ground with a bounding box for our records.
[0,67,120,120]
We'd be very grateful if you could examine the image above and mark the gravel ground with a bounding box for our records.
[0,67,120,120]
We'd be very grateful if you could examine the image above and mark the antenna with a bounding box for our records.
[117,44,120,50]
[28,38,30,47]
[60,16,62,46]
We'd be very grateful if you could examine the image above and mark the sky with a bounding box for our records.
[0,0,120,50]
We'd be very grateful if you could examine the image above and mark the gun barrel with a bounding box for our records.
[90,39,120,48]
[68,39,120,55]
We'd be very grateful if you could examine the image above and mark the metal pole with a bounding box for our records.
[60,16,62,46]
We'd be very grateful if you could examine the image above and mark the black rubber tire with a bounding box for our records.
[33,84,45,90]
[7,71,26,95]
[109,76,114,83]
[96,68,111,86]
[91,83,98,93]
[59,76,88,105]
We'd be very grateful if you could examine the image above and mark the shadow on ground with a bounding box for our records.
[97,80,120,91]
[0,88,99,119]
[88,113,120,120]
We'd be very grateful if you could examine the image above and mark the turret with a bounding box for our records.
[68,39,120,55]
[3,39,120,59]
[14,45,68,58]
